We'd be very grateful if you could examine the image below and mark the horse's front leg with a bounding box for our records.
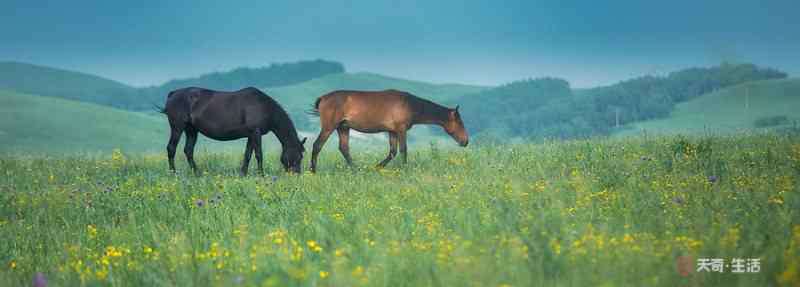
[377,132,398,167]
[253,131,264,175]
[241,137,255,176]
[310,128,334,172]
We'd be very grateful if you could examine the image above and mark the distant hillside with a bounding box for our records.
[451,78,572,137]
[146,59,345,100]
[0,60,347,111]
[267,72,489,130]
[617,78,800,136]
[0,61,143,109]
[0,90,165,153]
[458,63,788,141]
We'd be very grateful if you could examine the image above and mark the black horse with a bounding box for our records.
[160,87,306,175]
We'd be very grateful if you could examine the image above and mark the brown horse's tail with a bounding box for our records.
[306,97,322,117]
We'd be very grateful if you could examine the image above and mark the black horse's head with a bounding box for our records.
[281,137,307,173]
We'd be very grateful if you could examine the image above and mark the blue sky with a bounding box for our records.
[1,0,798,88]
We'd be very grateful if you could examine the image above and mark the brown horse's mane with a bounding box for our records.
[403,92,451,125]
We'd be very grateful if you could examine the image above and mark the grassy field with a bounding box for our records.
[1,133,798,286]
[618,78,800,137]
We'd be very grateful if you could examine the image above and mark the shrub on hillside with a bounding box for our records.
[754,115,790,127]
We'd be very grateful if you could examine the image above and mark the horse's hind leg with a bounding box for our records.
[167,126,183,173]
[398,130,408,164]
[241,137,255,176]
[183,126,199,175]
[310,128,334,172]
[377,132,398,167]
[253,131,264,175]
[337,127,353,166]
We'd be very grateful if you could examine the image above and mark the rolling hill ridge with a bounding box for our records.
[617,78,800,136]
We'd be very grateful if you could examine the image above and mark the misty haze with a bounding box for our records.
[1,1,798,286]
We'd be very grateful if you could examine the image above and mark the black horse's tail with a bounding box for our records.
[153,103,167,114]
[305,97,321,117]
[153,90,177,115]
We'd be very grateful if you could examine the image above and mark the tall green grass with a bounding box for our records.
[1,133,798,286]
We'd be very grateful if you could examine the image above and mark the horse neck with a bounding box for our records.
[411,98,450,127]
[269,111,300,149]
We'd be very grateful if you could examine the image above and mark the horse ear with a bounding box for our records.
[455,105,460,112]
[301,137,307,145]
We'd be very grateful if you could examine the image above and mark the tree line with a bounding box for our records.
[454,63,788,140]
[140,59,345,106]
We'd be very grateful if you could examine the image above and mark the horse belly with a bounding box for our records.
[340,105,405,133]
[340,118,390,134]
[349,126,385,134]
[191,117,250,141]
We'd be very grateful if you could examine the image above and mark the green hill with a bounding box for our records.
[0,60,348,111]
[0,61,143,109]
[0,90,166,153]
[0,61,481,116]
[617,78,800,136]
[152,59,345,94]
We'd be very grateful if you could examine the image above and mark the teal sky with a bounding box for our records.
[1,0,798,88]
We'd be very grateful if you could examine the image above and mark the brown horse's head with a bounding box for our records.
[281,137,307,173]
[444,106,469,147]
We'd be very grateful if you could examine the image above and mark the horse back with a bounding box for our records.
[164,87,281,138]
[315,90,414,131]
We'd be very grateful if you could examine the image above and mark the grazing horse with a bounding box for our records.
[309,89,468,172]
[160,87,307,175]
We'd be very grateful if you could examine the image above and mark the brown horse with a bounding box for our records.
[160,87,307,175]
[309,89,468,172]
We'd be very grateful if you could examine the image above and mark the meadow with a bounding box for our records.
[1,133,799,286]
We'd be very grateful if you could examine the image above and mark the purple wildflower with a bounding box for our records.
[33,273,47,287]
[270,175,279,182]
[708,175,718,183]
[195,199,205,208]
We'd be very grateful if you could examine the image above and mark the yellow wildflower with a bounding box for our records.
[87,225,98,239]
